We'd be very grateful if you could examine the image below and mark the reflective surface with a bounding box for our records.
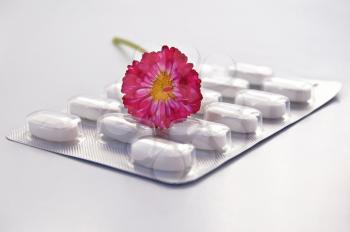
[1,0,350,231]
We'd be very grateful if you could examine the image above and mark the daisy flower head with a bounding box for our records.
[121,46,202,129]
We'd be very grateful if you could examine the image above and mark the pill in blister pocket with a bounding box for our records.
[235,90,290,119]
[228,63,273,85]
[130,137,194,172]
[26,110,81,142]
[204,102,262,133]
[166,118,231,151]
[105,82,123,102]
[262,77,312,103]
[199,64,227,77]
[198,88,222,114]
[68,96,122,121]
[97,113,153,143]
[202,76,249,98]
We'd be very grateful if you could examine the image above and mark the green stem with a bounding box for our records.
[112,37,147,53]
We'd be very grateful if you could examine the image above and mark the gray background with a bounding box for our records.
[1,0,350,231]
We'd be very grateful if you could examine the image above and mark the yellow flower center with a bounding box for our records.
[150,71,175,101]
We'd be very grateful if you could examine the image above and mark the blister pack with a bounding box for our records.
[7,62,342,184]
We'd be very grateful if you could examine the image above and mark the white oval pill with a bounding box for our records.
[166,118,231,151]
[235,90,290,119]
[199,64,227,78]
[202,76,249,98]
[105,82,123,102]
[228,62,273,85]
[97,113,153,143]
[262,77,312,102]
[198,88,222,114]
[130,138,194,172]
[68,96,122,121]
[26,110,81,142]
[204,102,262,133]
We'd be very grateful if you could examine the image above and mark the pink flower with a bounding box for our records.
[121,46,202,129]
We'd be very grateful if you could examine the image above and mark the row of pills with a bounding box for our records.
[201,62,313,102]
